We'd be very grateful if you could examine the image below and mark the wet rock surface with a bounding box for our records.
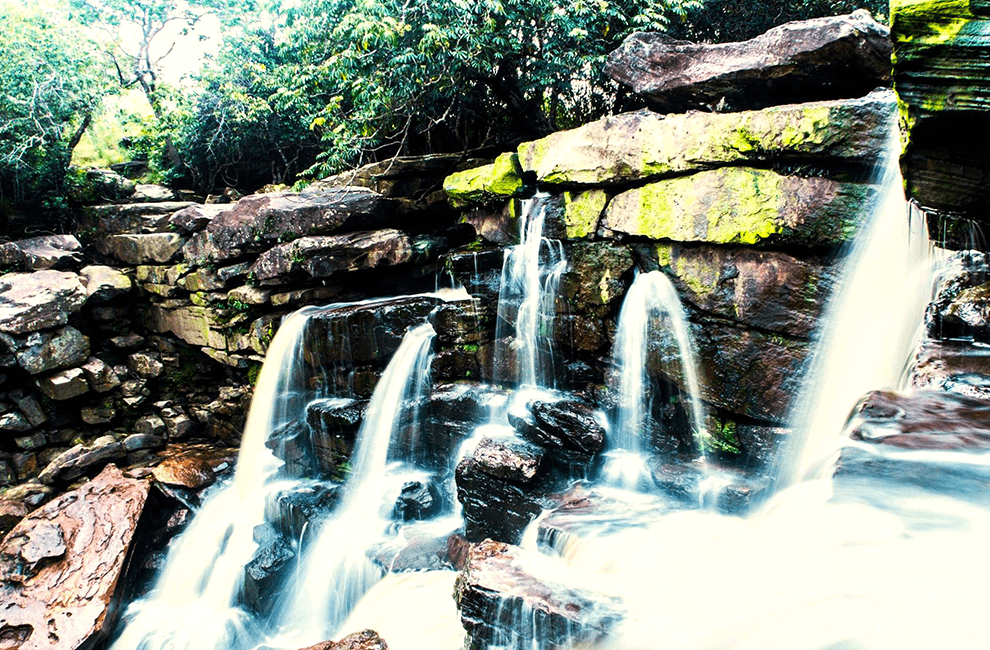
[606,11,891,112]
[296,629,389,650]
[0,465,150,650]
[455,539,622,650]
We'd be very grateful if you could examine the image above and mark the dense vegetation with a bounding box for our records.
[0,0,887,221]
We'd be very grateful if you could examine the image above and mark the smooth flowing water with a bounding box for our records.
[773,123,939,488]
[604,271,708,490]
[262,322,439,649]
[493,194,567,392]
[111,308,317,650]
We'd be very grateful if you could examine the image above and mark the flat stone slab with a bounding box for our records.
[0,271,88,335]
[0,465,150,650]
[605,10,891,112]
[0,235,82,271]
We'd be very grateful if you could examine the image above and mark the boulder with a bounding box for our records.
[0,326,90,375]
[78,265,132,302]
[168,203,228,234]
[392,480,441,521]
[524,401,607,456]
[558,242,635,313]
[36,368,89,401]
[37,437,126,485]
[0,465,150,650]
[101,233,186,265]
[891,0,990,215]
[605,11,891,112]
[251,230,414,283]
[454,539,622,650]
[517,92,894,186]
[0,235,82,271]
[79,357,121,393]
[132,184,180,202]
[128,351,164,379]
[455,456,544,544]
[244,523,295,616]
[0,271,87,335]
[645,243,831,338]
[443,153,525,207]
[186,186,396,263]
[603,167,872,247]
[471,435,544,484]
[297,630,389,650]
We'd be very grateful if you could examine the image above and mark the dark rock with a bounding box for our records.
[38,437,127,485]
[455,456,544,544]
[472,436,544,484]
[445,248,506,301]
[454,539,622,650]
[0,271,88,335]
[892,0,990,216]
[606,11,891,112]
[528,401,606,455]
[0,326,90,375]
[82,202,193,235]
[558,243,635,314]
[0,465,150,650]
[393,480,441,521]
[296,629,389,650]
[269,481,341,541]
[128,351,164,378]
[251,230,413,283]
[429,299,490,346]
[266,420,315,478]
[80,357,121,393]
[122,433,165,452]
[0,413,32,433]
[244,523,295,616]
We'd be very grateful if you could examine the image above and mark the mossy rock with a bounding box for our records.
[443,153,525,207]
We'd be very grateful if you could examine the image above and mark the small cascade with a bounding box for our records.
[603,271,708,490]
[773,120,939,488]
[493,194,567,393]
[263,322,438,648]
[110,308,317,650]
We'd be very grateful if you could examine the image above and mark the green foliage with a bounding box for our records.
[0,1,111,213]
[674,0,888,43]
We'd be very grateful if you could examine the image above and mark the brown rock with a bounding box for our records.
[0,465,150,650]
[0,235,82,271]
[606,10,891,112]
[297,629,389,650]
[152,456,216,489]
[911,340,990,401]
[250,230,413,283]
[454,539,622,650]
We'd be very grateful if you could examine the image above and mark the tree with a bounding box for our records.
[0,1,111,216]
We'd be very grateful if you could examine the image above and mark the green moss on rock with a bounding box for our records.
[562,190,608,239]
[443,153,524,207]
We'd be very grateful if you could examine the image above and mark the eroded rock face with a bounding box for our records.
[0,271,88,335]
[0,465,150,650]
[454,540,622,650]
[606,11,891,112]
[517,93,894,187]
[455,456,544,544]
[892,0,990,216]
[297,629,389,650]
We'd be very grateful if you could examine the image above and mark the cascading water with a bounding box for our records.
[262,322,439,649]
[111,308,317,650]
[772,120,939,488]
[493,194,567,393]
[604,270,708,490]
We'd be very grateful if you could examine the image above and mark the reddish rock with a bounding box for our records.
[606,11,891,112]
[454,539,622,650]
[152,455,217,489]
[911,340,990,401]
[0,465,150,649]
[845,390,990,451]
[297,629,389,650]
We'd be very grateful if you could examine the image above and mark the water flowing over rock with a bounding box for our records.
[454,540,622,650]
[0,465,150,650]
[606,11,891,112]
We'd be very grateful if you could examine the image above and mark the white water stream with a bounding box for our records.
[604,270,709,490]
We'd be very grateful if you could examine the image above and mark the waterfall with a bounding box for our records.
[603,271,708,490]
[772,117,939,488]
[493,194,567,392]
[262,322,438,649]
[110,308,317,650]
